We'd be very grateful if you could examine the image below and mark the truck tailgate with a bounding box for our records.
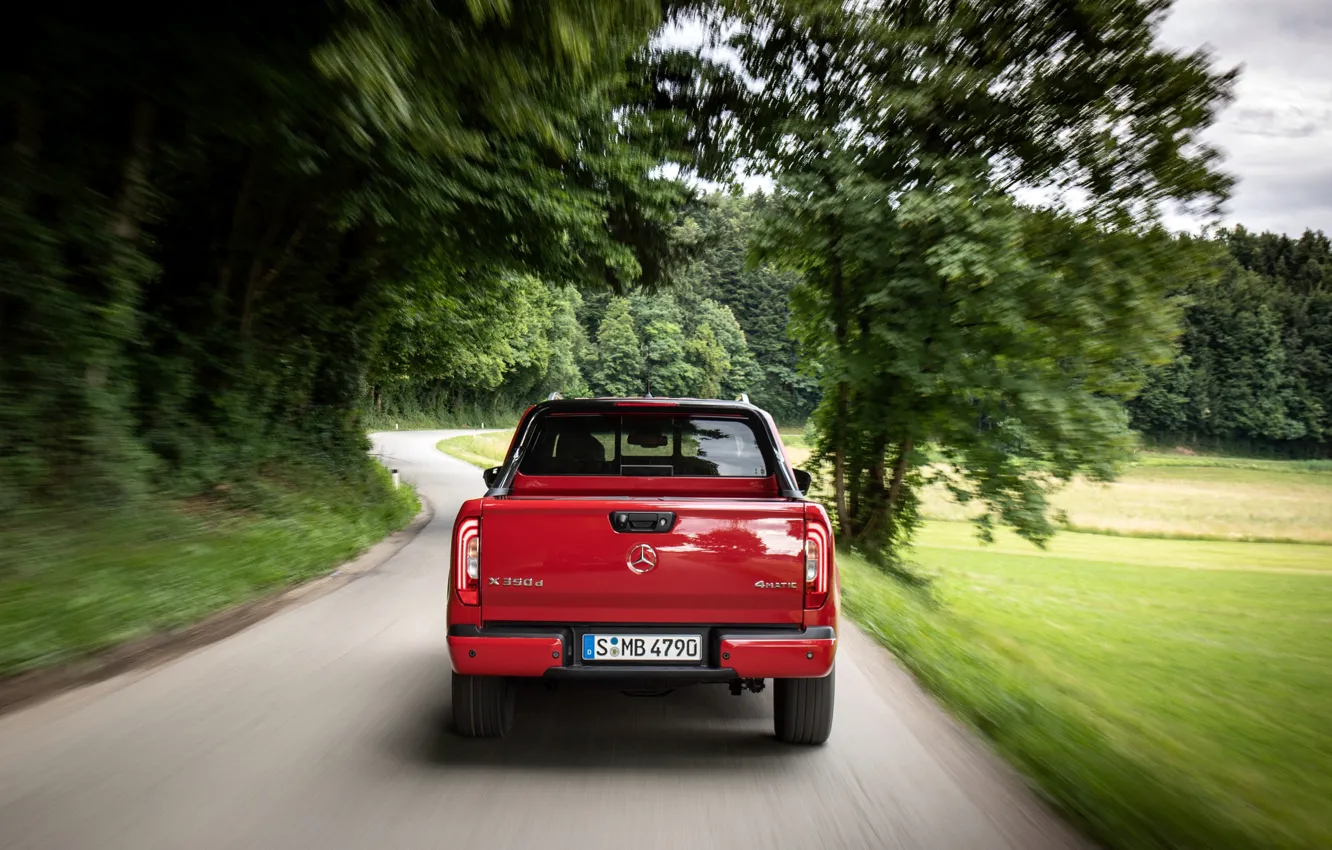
[479,498,806,625]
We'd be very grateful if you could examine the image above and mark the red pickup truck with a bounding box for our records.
[446,397,838,744]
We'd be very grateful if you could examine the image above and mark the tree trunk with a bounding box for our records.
[832,329,849,528]
[110,99,155,242]
[12,97,43,157]
[807,34,852,531]
[883,436,914,543]
[219,150,262,299]
[827,197,848,529]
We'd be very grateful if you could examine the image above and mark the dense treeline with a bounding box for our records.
[1130,228,1332,456]
[1,2,697,512]
[371,192,818,424]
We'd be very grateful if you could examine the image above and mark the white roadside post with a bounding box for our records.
[391,468,400,489]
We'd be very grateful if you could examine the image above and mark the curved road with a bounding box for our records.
[0,431,1088,850]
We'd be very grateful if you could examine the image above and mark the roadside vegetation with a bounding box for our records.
[436,433,514,471]
[790,429,1332,847]
[0,463,418,677]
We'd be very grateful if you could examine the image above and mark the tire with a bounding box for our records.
[773,668,835,745]
[451,672,515,738]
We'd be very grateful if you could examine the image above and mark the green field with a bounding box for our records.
[851,462,1332,848]
[784,442,1332,544]
[919,460,1332,543]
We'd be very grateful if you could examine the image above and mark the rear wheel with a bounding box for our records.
[451,672,515,738]
[773,668,834,745]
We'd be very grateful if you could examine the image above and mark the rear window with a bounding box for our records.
[518,414,771,477]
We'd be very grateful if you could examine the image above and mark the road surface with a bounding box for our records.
[0,430,1089,850]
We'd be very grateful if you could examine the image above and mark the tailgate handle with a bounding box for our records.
[609,511,676,533]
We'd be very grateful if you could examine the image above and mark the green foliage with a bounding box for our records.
[723,0,1236,560]
[0,460,418,676]
[633,294,695,395]
[1130,227,1332,456]
[1,1,686,511]
[686,323,729,399]
[779,180,1215,553]
[591,297,646,396]
[367,274,592,420]
[673,193,817,420]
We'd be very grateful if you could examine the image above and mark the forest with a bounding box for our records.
[1129,227,1332,457]
[370,192,816,425]
[4,0,1320,563]
[379,194,1332,461]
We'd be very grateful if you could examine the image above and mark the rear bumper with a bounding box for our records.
[447,625,836,680]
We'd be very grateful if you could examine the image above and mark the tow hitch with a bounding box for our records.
[728,678,766,696]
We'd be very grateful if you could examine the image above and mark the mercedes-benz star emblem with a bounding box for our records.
[627,543,658,574]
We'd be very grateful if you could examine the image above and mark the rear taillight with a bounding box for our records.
[454,517,480,606]
[804,523,830,610]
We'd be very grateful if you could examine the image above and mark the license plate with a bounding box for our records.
[582,634,702,662]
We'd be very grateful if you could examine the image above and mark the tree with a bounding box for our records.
[675,193,816,417]
[722,0,1236,558]
[692,297,759,399]
[686,323,730,399]
[541,287,592,400]
[591,298,645,396]
[634,295,699,396]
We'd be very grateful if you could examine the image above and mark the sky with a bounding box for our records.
[1158,0,1332,236]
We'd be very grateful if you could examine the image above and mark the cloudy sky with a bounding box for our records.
[665,2,1329,236]
[1159,0,1332,235]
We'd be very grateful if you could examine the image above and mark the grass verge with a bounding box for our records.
[0,459,419,677]
[844,524,1332,850]
[437,431,512,469]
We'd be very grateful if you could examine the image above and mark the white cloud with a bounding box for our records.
[1158,0,1332,235]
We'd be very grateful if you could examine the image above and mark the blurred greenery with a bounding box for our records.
[2,0,711,677]
[1,1,693,514]
[0,462,418,676]
[4,4,1332,848]
[843,520,1332,850]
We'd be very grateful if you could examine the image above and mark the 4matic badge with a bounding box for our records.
[755,580,799,589]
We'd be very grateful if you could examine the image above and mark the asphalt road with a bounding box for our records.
[0,430,1089,850]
